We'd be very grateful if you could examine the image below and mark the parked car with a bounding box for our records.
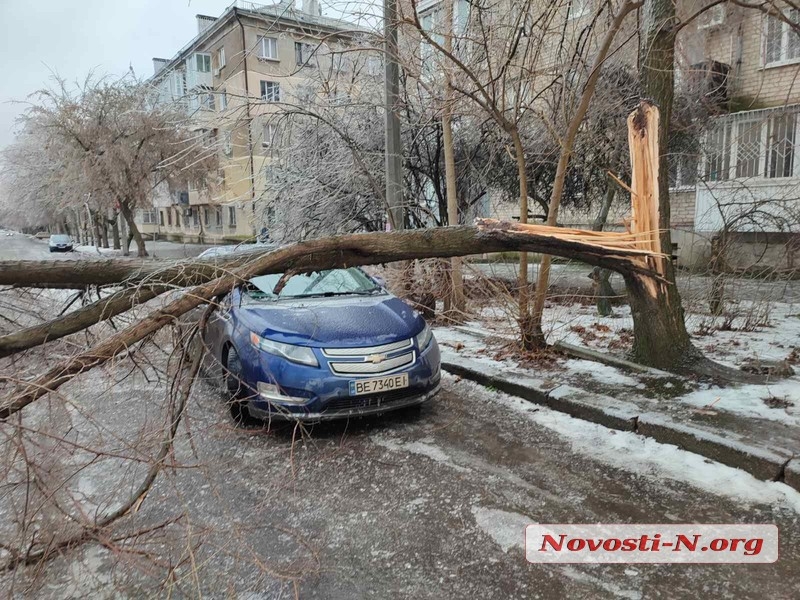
[48,234,74,252]
[202,267,441,423]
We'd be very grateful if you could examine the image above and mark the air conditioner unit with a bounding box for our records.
[698,5,725,29]
[213,68,221,77]
[689,61,730,106]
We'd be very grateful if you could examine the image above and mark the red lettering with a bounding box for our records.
[674,534,699,551]
[539,534,565,552]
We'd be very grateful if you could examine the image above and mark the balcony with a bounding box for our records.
[694,105,800,233]
[185,53,212,90]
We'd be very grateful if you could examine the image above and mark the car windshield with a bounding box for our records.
[245,268,381,300]
[50,235,70,243]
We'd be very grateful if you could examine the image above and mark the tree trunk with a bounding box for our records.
[109,209,121,250]
[510,128,535,348]
[441,0,465,321]
[99,213,109,249]
[119,209,130,256]
[119,201,148,257]
[592,181,618,316]
[634,0,694,368]
[1,221,676,419]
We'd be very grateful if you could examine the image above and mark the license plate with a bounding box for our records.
[349,373,409,396]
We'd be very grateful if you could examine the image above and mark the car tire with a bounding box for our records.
[224,345,260,427]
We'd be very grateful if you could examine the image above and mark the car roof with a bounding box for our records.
[197,243,276,259]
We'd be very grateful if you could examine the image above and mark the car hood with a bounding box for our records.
[236,294,424,348]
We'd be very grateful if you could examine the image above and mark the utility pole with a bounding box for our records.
[384,0,404,230]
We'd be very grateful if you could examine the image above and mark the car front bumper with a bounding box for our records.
[246,382,440,422]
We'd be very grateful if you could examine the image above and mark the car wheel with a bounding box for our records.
[224,345,260,427]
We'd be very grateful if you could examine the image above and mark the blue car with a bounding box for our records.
[202,267,441,423]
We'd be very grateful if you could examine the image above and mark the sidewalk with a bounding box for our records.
[435,327,800,492]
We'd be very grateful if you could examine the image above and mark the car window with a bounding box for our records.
[247,268,380,300]
[50,235,70,243]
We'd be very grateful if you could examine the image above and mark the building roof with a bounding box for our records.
[150,0,367,82]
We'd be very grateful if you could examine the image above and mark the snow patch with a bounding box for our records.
[471,506,530,552]
[451,376,800,514]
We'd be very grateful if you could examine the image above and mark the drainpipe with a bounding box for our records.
[234,8,258,236]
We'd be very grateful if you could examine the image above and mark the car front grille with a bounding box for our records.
[323,338,416,377]
[323,387,423,412]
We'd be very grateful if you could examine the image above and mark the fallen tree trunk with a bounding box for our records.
[1,222,665,419]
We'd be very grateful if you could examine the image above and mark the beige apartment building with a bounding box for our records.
[414,0,800,270]
[135,0,367,243]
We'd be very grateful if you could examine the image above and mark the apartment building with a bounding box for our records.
[415,0,800,270]
[135,0,365,243]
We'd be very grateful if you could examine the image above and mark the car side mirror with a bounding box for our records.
[372,275,386,288]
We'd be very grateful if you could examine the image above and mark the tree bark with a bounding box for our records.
[119,209,130,257]
[592,181,618,316]
[119,200,148,257]
[109,209,121,250]
[441,0,465,320]
[511,128,535,348]
[635,0,694,367]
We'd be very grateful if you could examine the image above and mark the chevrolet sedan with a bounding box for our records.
[202,268,441,423]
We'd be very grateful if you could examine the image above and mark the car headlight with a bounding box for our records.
[415,323,433,350]
[250,332,318,367]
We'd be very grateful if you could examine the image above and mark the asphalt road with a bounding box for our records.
[1,230,799,598]
[0,230,214,261]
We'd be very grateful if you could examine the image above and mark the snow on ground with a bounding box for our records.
[450,375,800,514]
[437,293,800,425]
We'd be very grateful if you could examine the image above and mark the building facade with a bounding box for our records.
[413,0,800,270]
[135,0,364,243]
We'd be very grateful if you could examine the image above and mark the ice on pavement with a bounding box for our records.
[450,375,800,514]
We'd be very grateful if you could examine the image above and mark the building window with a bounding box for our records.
[764,10,800,65]
[669,153,698,190]
[159,210,165,226]
[228,206,237,227]
[262,123,276,148]
[259,36,279,60]
[217,47,226,69]
[704,109,800,181]
[195,53,211,73]
[295,42,314,66]
[260,81,281,102]
[140,209,158,224]
[705,121,732,181]
[215,207,223,227]
[167,210,173,226]
[735,120,762,179]
[767,112,796,178]
[219,90,228,110]
[203,207,210,227]
[175,210,180,228]
[200,91,215,111]
[193,208,200,228]
[222,131,233,157]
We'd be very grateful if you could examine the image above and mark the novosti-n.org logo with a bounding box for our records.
[526,524,778,563]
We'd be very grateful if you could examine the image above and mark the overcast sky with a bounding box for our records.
[0,0,246,149]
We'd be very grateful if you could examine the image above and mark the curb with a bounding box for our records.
[441,359,798,492]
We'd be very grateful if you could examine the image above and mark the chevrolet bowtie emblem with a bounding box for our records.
[366,353,387,364]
